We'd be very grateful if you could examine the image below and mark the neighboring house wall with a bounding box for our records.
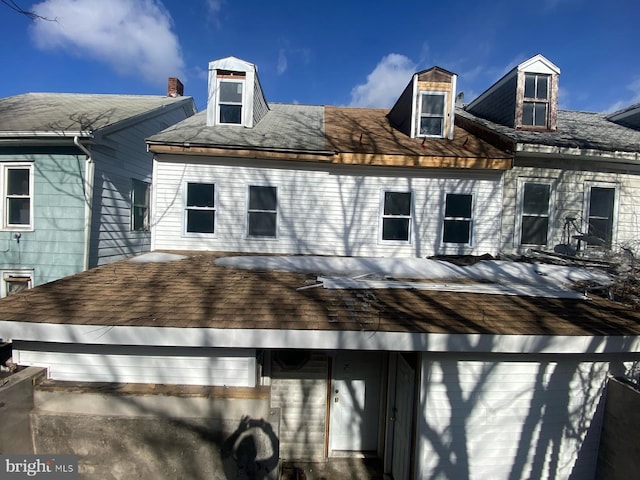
[89,106,193,267]
[0,150,86,290]
[501,161,640,255]
[416,352,633,480]
[152,156,503,257]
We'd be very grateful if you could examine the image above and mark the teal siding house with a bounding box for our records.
[0,83,195,296]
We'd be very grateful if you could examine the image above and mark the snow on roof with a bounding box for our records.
[214,256,611,299]
[128,252,188,263]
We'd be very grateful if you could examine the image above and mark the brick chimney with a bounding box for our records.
[167,77,184,97]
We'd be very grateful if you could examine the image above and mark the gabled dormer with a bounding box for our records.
[465,54,560,131]
[206,56,269,128]
[388,67,457,140]
[606,103,640,130]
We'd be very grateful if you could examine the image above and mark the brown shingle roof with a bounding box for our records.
[1,251,639,336]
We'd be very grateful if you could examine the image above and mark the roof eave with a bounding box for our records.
[516,143,640,163]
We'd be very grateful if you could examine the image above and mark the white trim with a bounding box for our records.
[379,189,414,244]
[0,270,33,298]
[515,178,555,247]
[246,184,278,239]
[441,191,474,246]
[416,91,448,138]
[1,162,34,231]
[182,180,217,238]
[2,321,640,354]
[583,181,619,249]
[448,75,457,139]
[516,143,640,163]
[216,77,245,126]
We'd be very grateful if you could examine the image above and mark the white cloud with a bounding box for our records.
[30,0,185,86]
[606,77,640,113]
[349,54,416,108]
[277,49,287,75]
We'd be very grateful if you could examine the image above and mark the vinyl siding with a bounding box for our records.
[416,354,617,480]
[270,352,328,460]
[501,163,640,254]
[13,341,256,387]
[0,153,86,287]
[89,105,193,267]
[153,156,503,258]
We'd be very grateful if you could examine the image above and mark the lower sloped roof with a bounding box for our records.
[0,251,639,337]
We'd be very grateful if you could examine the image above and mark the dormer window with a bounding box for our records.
[217,74,245,125]
[522,73,550,127]
[419,92,446,137]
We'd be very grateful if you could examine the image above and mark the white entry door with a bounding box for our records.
[329,351,382,453]
[391,354,415,480]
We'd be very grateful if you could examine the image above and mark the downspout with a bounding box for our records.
[73,136,94,271]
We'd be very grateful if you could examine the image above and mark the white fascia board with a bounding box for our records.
[0,131,90,138]
[516,143,640,162]
[2,321,640,355]
[517,54,561,75]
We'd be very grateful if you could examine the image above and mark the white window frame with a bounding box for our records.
[130,178,150,232]
[1,269,33,298]
[246,185,278,239]
[379,190,413,244]
[216,78,245,126]
[417,91,447,138]
[522,73,550,128]
[183,181,217,237]
[516,178,554,247]
[442,192,474,245]
[583,181,619,250]
[2,163,34,231]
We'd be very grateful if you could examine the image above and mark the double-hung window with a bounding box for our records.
[419,92,446,137]
[381,191,412,242]
[131,179,150,232]
[217,78,244,125]
[585,185,616,249]
[519,181,551,245]
[522,73,550,127]
[248,186,277,237]
[3,164,33,230]
[443,193,473,244]
[185,182,216,234]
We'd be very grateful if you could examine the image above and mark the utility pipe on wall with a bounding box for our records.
[73,136,94,271]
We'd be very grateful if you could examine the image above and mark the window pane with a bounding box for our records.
[7,169,29,195]
[445,194,472,218]
[536,76,549,100]
[187,183,214,208]
[421,94,445,115]
[384,192,411,216]
[248,212,276,236]
[523,183,550,215]
[219,81,243,103]
[587,219,611,247]
[132,180,149,207]
[589,187,615,218]
[524,74,536,98]
[522,103,534,125]
[521,216,548,245]
[534,103,547,126]
[420,117,443,136]
[382,218,409,241]
[443,220,470,243]
[249,186,277,211]
[187,210,215,233]
[219,104,242,124]
[132,206,148,231]
[8,198,30,225]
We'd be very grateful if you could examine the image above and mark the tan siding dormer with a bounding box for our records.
[389,66,457,140]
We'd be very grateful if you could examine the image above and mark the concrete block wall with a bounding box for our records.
[596,377,640,480]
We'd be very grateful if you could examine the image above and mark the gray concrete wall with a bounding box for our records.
[0,367,46,454]
[31,384,280,480]
[596,377,640,480]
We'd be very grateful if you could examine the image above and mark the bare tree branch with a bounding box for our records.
[1,0,56,21]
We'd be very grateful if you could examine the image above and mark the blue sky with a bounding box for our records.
[2,0,639,113]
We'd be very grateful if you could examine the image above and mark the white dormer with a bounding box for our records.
[206,56,269,128]
[388,67,457,140]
